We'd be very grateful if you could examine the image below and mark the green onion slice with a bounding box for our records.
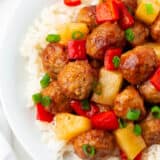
[118,118,127,128]
[125,28,135,42]
[40,73,50,88]
[46,34,61,43]
[145,3,154,15]
[112,56,120,68]
[32,93,42,104]
[151,105,160,118]
[81,99,90,110]
[72,31,84,40]
[82,144,95,157]
[133,124,142,136]
[126,109,141,121]
[41,96,52,107]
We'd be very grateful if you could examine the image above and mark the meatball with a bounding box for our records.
[121,0,137,12]
[41,81,71,114]
[139,81,160,104]
[41,43,68,79]
[86,22,125,60]
[58,61,94,100]
[114,86,146,120]
[127,21,149,47]
[150,14,160,42]
[141,118,160,146]
[76,5,97,30]
[120,46,157,84]
[72,130,115,159]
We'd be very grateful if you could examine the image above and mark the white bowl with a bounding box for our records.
[0,0,57,160]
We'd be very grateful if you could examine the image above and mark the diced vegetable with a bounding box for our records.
[125,28,135,42]
[41,96,52,107]
[151,105,160,118]
[70,100,99,118]
[96,0,119,23]
[104,48,122,70]
[91,111,119,130]
[68,40,86,60]
[114,123,146,160]
[40,73,50,88]
[136,0,160,24]
[115,0,135,29]
[126,109,141,121]
[46,34,61,43]
[54,113,91,140]
[36,103,54,122]
[134,124,142,136]
[150,67,160,91]
[64,0,81,6]
[92,68,123,105]
[118,118,127,129]
[32,93,42,104]
[82,144,95,157]
[58,23,89,45]
[72,31,84,40]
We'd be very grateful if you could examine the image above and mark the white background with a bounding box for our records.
[0,0,32,159]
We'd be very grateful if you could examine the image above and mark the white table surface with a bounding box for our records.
[0,0,32,159]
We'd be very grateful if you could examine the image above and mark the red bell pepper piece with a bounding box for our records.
[104,48,122,70]
[134,152,142,160]
[114,0,134,29]
[36,103,54,122]
[68,40,86,60]
[96,0,119,24]
[64,0,81,6]
[91,111,119,130]
[70,100,99,118]
[150,67,160,91]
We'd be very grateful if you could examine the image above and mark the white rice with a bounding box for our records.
[20,0,160,159]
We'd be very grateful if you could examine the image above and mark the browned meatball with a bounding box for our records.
[72,130,115,159]
[41,81,71,114]
[150,14,160,42]
[41,43,68,79]
[114,86,146,120]
[121,0,137,12]
[139,81,160,104]
[120,46,157,84]
[76,5,97,30]
[141,118,160,146]
[58,61,94,100]
[127,21,149,47]
[86,22,125,60]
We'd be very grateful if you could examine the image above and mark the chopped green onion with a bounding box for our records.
[125,28,135,42]
[151,105,160,118]
[72,31,84,40]
[40,73,50,88]
[46,34,61,43]
[93,81,102,95]
[82,144,95,157]
[133,124,142,136]
[81,99,90,110]
[118,118,127,128]
[145,3,154,15]
[32,93,42,104]
[41,96,52,107]
[126,109,141,121]
[112,56,120,68]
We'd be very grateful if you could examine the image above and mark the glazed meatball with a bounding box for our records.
[150,14,160,42]
[139,81,160,104]
[86,22,125,60]
[120,46,157,84]
[121,0,137,12]
[72,130,115,159]
[41,43,68,79]
[41,81,71,114]
[76,5,97,30]
[114,86,146,120]
[127,21,149,47]
[58,61,94,100]
[141,118,160,146]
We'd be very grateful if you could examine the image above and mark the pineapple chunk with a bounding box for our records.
[57,23,89,45]
[92,68,123,106]
[114,123,146,160]
[136,0,160,24]
[54,113,91,140]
